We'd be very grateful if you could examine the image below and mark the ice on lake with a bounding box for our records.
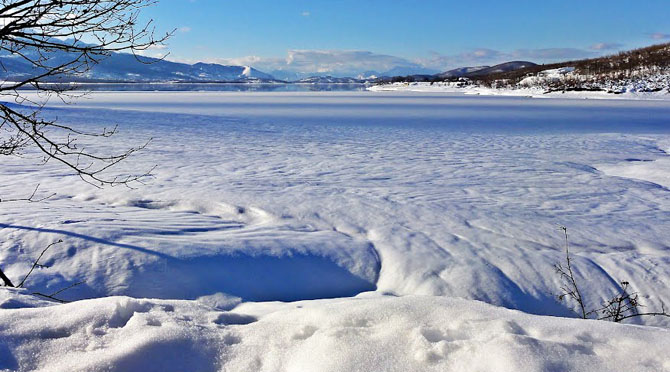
[2,92,670,311]
[2,91,670,371]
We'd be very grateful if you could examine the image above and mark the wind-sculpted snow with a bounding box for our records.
[1,292,670,372]
[0,194,380,301]
[2,92,670,309]
[1,92,670,370]
[596,139,670,189]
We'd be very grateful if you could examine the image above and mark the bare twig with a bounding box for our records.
[17,239,63,288]
[31,292,69,303]
[2,103,155,187]
[554,227,670,324]
[1,0,165,300]
[31,281,84,303]
[554,225,588,319]
[613,302,670,322]
[48,281,84,297]
[0,183,56,203]
[0,267,14,287]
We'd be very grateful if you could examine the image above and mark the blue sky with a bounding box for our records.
[141,0,670,77]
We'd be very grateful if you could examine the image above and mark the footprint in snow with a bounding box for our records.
[213,312,257,326]
[292,325,318,340]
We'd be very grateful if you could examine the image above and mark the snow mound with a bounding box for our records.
[597,141,670,189]
[1,292,669,372]
[0,195,380,302]
[598,158,670,189]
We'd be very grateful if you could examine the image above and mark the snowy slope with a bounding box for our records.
[376,43,670,98]
[368,80,670,100]
[435,65,490,78]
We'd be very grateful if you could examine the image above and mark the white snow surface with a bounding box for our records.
[1,91,670,371]
[597,139,670,189]
[2,290,670,372]
[519,67,576,87]
[369,81,670,100]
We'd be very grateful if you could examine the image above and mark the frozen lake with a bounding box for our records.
[2,91,668,307]
[43,91,670,133]
[3,91,670,304]
[2,91,670,371]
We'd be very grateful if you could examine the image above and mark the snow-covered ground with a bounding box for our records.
[369,81,670,100]
[3,291,670,372]
[1,91,670,371]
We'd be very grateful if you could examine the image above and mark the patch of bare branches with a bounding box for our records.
[0,0,171,186]
[0,239,59,288]
[0,0,171,91]
[0,238,84,303]
[0,0,171,304]
[475,43,670,88]
[555,226,670,323]
[33,281,84,303]
[0,183,55,202]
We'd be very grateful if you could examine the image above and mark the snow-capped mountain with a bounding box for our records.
[467,61,537,76]
[436,62,536,79]
[373,43,670,96]
[295,76,365,84]
[0,47,277,83]
[186,62,274,81]
[380,66,439,77]
[436,66,490,78]
[471,43,670,93]
[266,66,438,82]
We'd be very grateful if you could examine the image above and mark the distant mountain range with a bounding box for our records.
[379,43,670,94]
[0,46,276,83]
[295,76,366,84]
[436,61,537,79]
[0,41,542,84]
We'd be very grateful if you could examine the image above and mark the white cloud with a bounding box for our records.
[511,48,595,60]
[650,32,670,40]
[417,47,599,72]
[301,11,310,17]
[419,48,505,69]
[589,42,624,51]
[135,43,169,58]
[179,26,192,33]
[171,44,614,79]
[210,55,285,68]
[285,50,421,74]
[199,50,430,78]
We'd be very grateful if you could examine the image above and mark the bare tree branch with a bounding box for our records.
[0,267,14,287]
[48,281,84,297]
[31,281,84,303]
[0,183,55,203]
[0,0,170,295]
[1,0,170,186]
[554,225,589,319]
[17,239,63,288]
[554,227,670,323]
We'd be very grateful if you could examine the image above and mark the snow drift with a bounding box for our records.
[1,91,670,371]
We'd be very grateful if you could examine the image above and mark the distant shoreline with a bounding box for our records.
[368,82,670,101]
[5,81,370,92]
